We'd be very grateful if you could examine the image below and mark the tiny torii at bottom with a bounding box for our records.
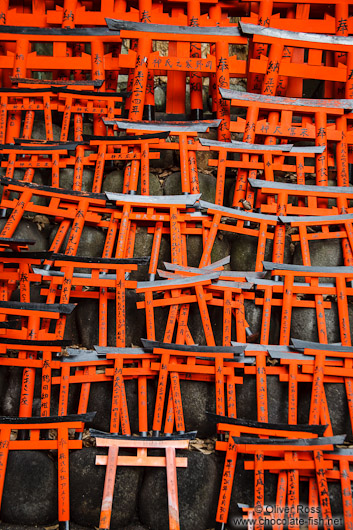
[90,430,196,530]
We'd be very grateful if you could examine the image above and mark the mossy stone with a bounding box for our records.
[163,171,216,203]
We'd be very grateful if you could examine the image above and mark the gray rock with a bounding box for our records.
[231,234,260,271]
[186,233,230,269]
[74,299,102,346]
[129,227,170,281]
[244,299,281,344]
[0,365,8,415]
[126,524,148,530]
[49,225,105,256]
[328,483,345,526]
[296,381,312,426]
[180,380,216,438]
[83,378,156,434]
[162,171,183,195]
[1,451,57,525]
[81,382,112,433]
[230,233,292,271]
[236,376,257,421]
[185,304,224,347]
[154,85,166,112]
[70,447,141,528]
[153,306,170,343]
[224,174,238,208]
[291,301,353,345]
[61,304,80,344]
[32,43,53,56]
[150,147,174,169]
[30,121,61,141]
[83,122,94,136]
[0,218,48,252]
[118,78,128,92]
[59,167,95,192]
[293,238,344,282]
[76,291,146,348]
[202,86,212,112]
[267,375,288,424]
[163,171,217,203]
[102,168,162,195]
[139,451,221,530]
[324,383,350,436]
[294,300,331,342]
[185,83,191,116]
[297,380,349,438]
[136,173,162,196]
[102,169,124,193]
[0,367,22,416]
[68,121,94,141]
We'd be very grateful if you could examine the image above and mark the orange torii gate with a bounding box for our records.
[0,249,54,306]
[53,349,112,428]
[199,137,324,206]
[0,413,96,530]
[0,84,126,143]
[228,343,306,424]
[250,179,353,217]
[105,192,201,275]
[0,250,77,418]
[196,201,280,270]
[280,213,353,267]
[266,345,336,435]
[0,26,121,79]
[0,141,85,188]
[33,254,146,344]
[92,429,196,530]
[0,133,167,194]
[93,346,157,436]
[291,339,353,435]
[106,18,247,139]
[157,266,256,344]
[0,178,110,258]
[102,118,220,195]
[83,131,169,194]
[219,88,353,207]
[321,448,353,530]
[0,0,246,28]
[0,236,35,252]
[0,25,124,130]
[239,270,338,346]
[262,262,353,345]
[239,22,353,98]
[212,414,341,530]
[136,271,221,345]
[141,341,247,435]
[240,0,353,36]
[249,179,353,264]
